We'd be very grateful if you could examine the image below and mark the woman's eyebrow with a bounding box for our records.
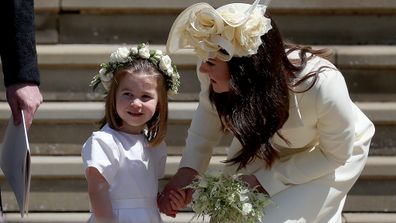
[207,58,218,63]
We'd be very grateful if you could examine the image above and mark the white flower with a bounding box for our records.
[166,67,174,75]
[183,7,225,60]
[99,67,107,76]
[242,203,252,215]
[100,72,113,90]
[130,47,138,55]
[239,193,249,202]
[155,50,163,56]
[159,55,173,71]
[110,47,130,63]
[138,46,150,59]
[189,8,224,37]
[181,4,272,60]
[187,173,271,223]
[91,43,180,94]
[234,9,272,56]
[99,69,112,82]
[198,178,208,188]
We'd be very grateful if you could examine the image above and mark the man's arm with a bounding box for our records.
[0,0,42,129]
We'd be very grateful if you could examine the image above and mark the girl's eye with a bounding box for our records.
[141,95,153,102]
[143,94,152,99]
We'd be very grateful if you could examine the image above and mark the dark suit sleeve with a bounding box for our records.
[0,0,40,87]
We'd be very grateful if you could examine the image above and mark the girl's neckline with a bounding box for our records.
[105,124,144,137]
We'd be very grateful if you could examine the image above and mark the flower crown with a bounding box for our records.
[90,43,180,94]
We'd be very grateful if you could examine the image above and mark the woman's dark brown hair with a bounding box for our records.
[209,13,332,169]
[99,59,169,148]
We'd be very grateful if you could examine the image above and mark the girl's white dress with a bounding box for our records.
[82,124,166,223]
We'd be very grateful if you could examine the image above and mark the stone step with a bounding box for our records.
[0,101,395,156]
[3,212,396,223]
[1,44,396,102]
[1,156,394,179]
[0,156,395,212]
[58,0,396,13]
[0,101,395,155]
[36,0,396,13]
[4,212,396,223]
[33,0,396,44]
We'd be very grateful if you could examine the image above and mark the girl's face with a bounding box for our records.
[199,58,231,93]
[116,73,159,134]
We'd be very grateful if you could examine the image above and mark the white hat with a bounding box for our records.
[166,0,272,61]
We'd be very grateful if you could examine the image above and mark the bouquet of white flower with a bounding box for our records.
[187,172,271,223]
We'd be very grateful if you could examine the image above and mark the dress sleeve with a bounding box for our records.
[179,64,224,174]
[81,132,120,185]
[254,69,356,197]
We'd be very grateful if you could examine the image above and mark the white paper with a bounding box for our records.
[0,110,31,217]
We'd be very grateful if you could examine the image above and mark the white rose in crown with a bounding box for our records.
[138,46,150,59]
[110,47,130,63]
[234,9,272,56]
[153,50,163,60]
[91,43,180,94]
[98,68,111,81]
[100,72,113,90]
[159,55,173,72]
[130,47,138,55]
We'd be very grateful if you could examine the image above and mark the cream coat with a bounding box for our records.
[179,52,375,223]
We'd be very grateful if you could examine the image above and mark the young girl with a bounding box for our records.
[160,1,375,222]
[82,43,183,223]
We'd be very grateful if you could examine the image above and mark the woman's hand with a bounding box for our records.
[169,189,187,211]
[157,167,199,217]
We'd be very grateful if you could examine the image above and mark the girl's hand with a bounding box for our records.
[169,189,187,211]
[158,167,198,217]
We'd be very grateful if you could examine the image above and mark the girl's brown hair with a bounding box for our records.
[209,13,332,169]
[99,59,168,147]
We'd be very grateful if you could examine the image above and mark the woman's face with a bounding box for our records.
[115,73,159,134]
[199,58,231,93]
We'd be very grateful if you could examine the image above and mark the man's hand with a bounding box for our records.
[6,83,43,129]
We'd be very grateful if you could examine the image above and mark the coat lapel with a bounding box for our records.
[282,92,304,130]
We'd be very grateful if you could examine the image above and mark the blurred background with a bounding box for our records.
[0,0,395,222]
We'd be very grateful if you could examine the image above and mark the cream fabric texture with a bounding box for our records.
[180,53,375,223]
[82,124,166,223]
